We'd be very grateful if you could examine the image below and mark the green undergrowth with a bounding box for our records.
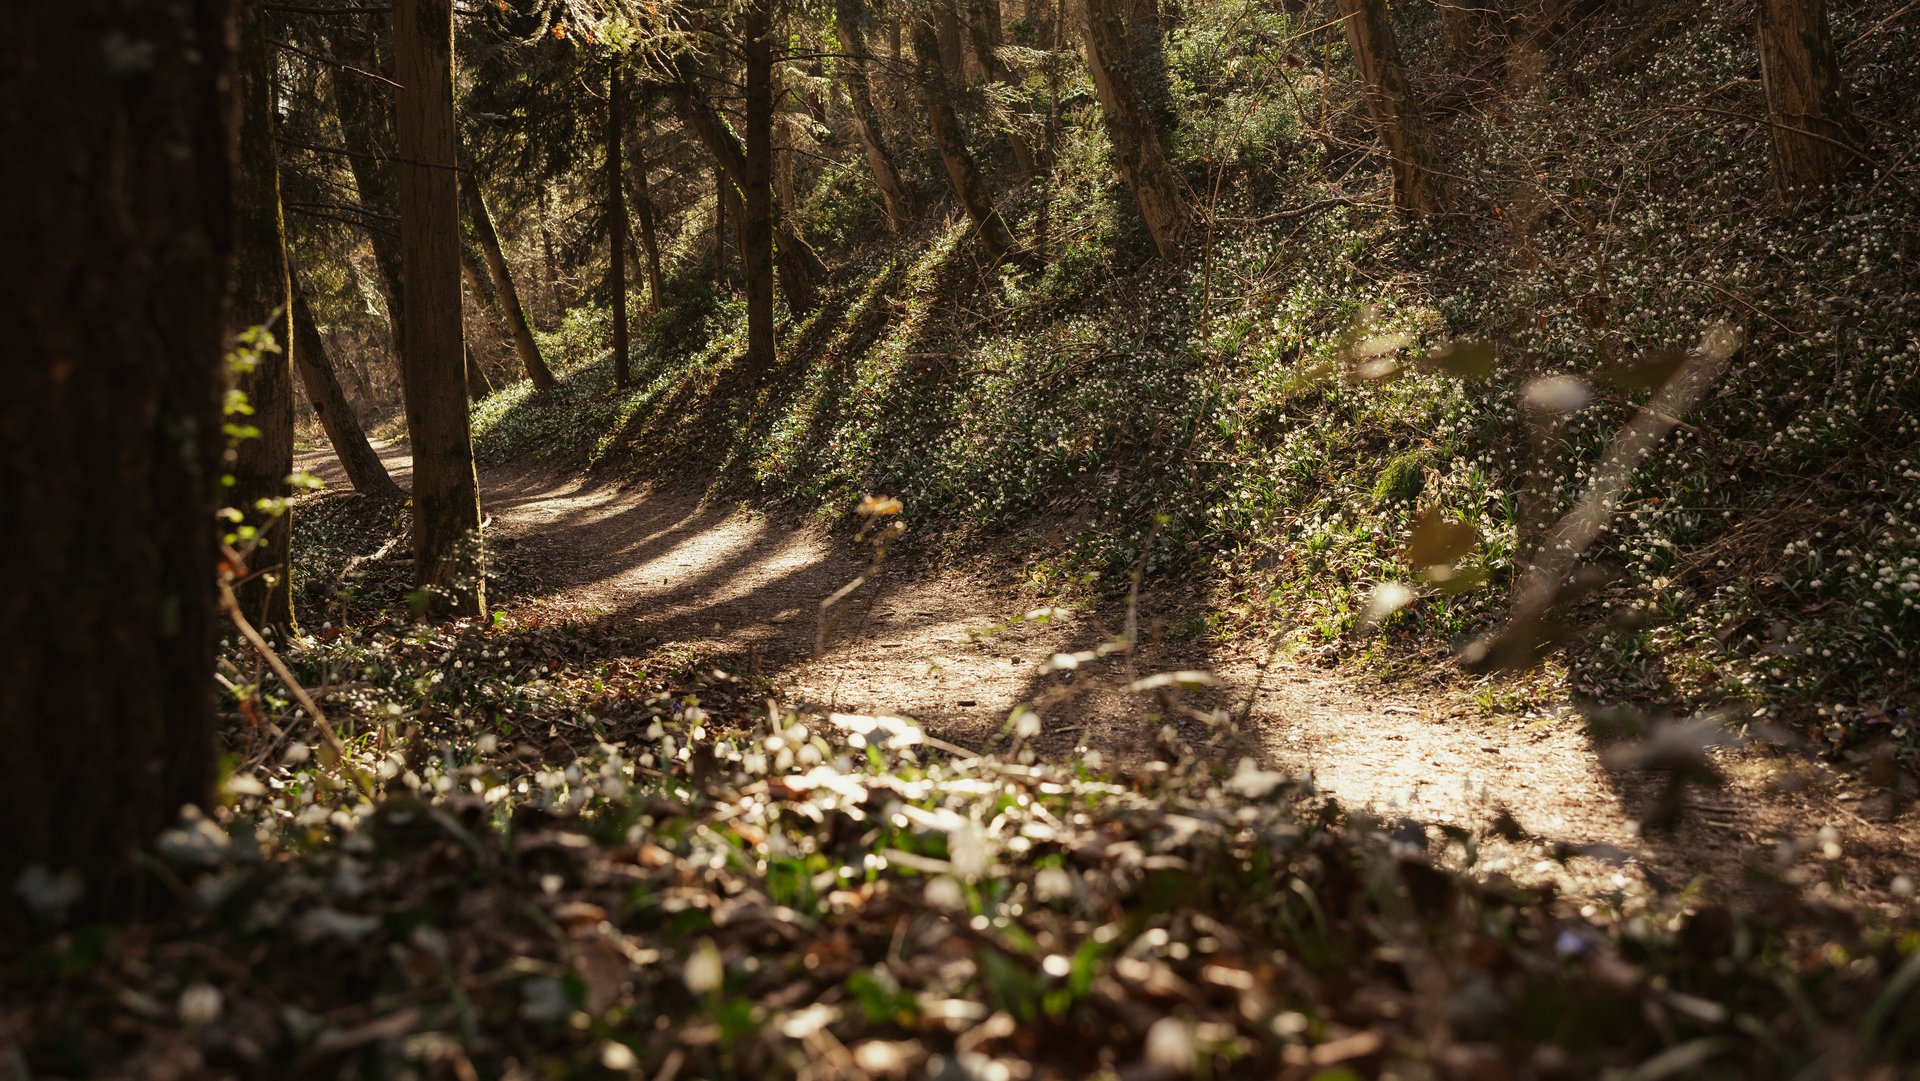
[11,606,1919,1078]
[467,6,1920,763]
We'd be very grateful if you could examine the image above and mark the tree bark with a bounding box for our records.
[394,0,485,617]
[1128,0,1175,133]
[963,0,1041,175]
[626,111,669,312]
[836,0,915,231]
[714,158,730,282]
[1755,0,1860,193]
[1083,0,1192,261]
[460,157,558,388]
[940,3,969,80]
[914,13,1024,266]
[743,0,779,375]
[465,339,494,400]
[291,278,403,500]
[322,20,408,365]
[608,64,632,387]
[232,0,297,633]
[1337,0,1444,215]
[0,0,236,897]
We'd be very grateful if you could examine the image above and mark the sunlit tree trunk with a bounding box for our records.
[0,0,236,898]
[608,64,632,387]
[460,155,558,388]
[964,0,1040,175]
[1336,0,1443,215]
[394,0,485,617]
[1084,0,1191,260]
[914,10,1023,265]
[836,0,914,230]
[1756,0,1859,193]
[290,279,402,500]
[232,0,296,633]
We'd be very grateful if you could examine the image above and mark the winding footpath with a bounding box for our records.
[299,440,1918,904]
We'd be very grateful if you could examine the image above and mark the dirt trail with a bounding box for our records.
[299,442,1918,903]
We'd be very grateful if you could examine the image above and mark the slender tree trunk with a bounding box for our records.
[291,279,402,500]
[627,112,669,312]
[465,339,494,400]
[671,64,829,312]
[323,21,408,367]
[964,0,1041,175]
[1756,0,1859,193]
[714,159,730,282]
[743,0,779,374]
[232,0,296,633]
[940,3,969,80]
[460,157,558,388]
[1084,0,1192,261]
[540,200,565,319]
[394,0,485,617]
[608,64,632,387]
[0,0,236,898]
[1337,0,1443,215]
[837,0,915,230]
[914,12,1023,265]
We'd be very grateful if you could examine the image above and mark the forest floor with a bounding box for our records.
[298,441,1919,907]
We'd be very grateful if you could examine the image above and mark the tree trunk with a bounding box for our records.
[394,0,485,617]
[940,3,969,80]
[1337,0,1443,215]
[232,0,297,633]
[743,0,779,375]
[608,64,632,387]
[964,0,1041,175]
[0,0,236,897]
[714,158,730,282]
[914,14,1023,266]
[291,279,403,500]
[671,74,827,312]
[836,0,915,231]
[465,339,494,400]
[1755,0,1859,193]
[1083,0,1192,261]
[626,112,670,312]
[540,202,566,320]
[460,157,558,388]
[323,21,408,366]
[1128,0,1175,132]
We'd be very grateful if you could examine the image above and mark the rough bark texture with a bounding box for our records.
[1337,0,1444,215]
[714,159,730,281]
[963,0,1040,175]
[465,339,494,400]
[940,4,969,80]
[232,0,297,633]
[836,0,914,230]
[671,67,828,312]
[394,0,485,616]
[1083,0,1192,261]
[0,0,236,897]
[914,14,1023,266]
[1127,0,1175,133]
[608,65,632,387]
[460,158,557,388]
[291,279,402,500]
[1756,0,1859,192]
[743,1,779,375]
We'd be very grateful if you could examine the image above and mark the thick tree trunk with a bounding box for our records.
[836,0,914,231]
[1128,0,1175,133]
[743,0,779,375]
[1337,0,1444,215]
[626,113,669,312]
[608,65,632,387]
[290,280,402,500]
[1083,0,1192,261]
[1756,0,1859,193]
[232,1,297,633]
[964,0,1041,175]
[913,14,1023,265]
[460,158,558,388]
[671,67,829,312]
[0,0,236,897]
[940,4,969,80]
[394,0,485,617]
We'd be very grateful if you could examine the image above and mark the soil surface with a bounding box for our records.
[298,441,1919,906]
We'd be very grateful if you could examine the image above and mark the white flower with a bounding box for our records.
[683,938,724,995]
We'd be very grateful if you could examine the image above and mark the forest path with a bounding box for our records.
[298,441,1918,903]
